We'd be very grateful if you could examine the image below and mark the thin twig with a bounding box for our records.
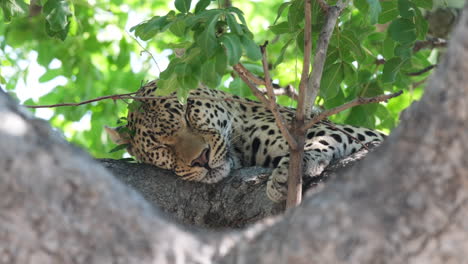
[303,91,403,131]
[233,63,266,86]
[24,92,138,108]
[258,85,299,100]
[260,43,298,150]
[232,64,272,107]
[128,32,161,74]
[413,38,447,52]
[407,65,437,76]
[412,78,428,88]
[24,93,284,109]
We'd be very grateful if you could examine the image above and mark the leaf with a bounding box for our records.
[414,8,428,40]
[43,0,72,32]
[398,0,415,19]
[354,0,368,13]
[274,37,294,67]
[38,69,63,83]
[227,7,248,26]
[131,14,172,41]
[388,18,417,44]
[340,30,366,60]
[226,13,243,35]
[201,59,220,88]
[274,2,291,24]
[343,62,357,86]
[320,63,344,100]
[169,17,186,37]
[194,0,211,13]
[214,48,228,75]
[175,0,192,13]
[269,22,290,35]
[197,13,221,58]
[382,57,405,83]
[394,44,412,59]
[412,0,432,9]
[0,0,28,22]
[241,36,261,61]
[220,33,242,66]
[287,0,304,31]
[366,0,381,24]
[109,144,130,153]
[382,36,395,59]
[378,1,398,24]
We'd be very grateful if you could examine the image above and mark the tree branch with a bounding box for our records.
[260,43,298,150]
[305,0,348,116]
[303,90,403,131]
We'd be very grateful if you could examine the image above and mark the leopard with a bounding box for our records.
[106,80,385,202]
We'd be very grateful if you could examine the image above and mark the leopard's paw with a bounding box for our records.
[266,167,288,202]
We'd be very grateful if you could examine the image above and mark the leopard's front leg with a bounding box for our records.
[266,150,332,202]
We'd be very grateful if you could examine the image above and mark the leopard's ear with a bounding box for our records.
[104,126,130,145]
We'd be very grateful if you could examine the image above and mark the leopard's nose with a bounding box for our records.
[191,147,210,169]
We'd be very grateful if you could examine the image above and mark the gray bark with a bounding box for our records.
[99,144,376,228]
[0,4,467,264]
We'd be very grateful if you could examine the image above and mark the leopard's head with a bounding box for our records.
[106,84,235,183]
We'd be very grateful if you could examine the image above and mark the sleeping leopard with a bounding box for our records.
[106,80,385,202]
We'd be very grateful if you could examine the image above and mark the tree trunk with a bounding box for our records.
[1,4,467,264]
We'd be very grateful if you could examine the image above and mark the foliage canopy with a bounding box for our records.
[0,0,437,158]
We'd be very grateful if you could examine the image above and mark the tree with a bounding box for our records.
[0,3,467,262]
[1,0,467,263]
[1,0,447,206]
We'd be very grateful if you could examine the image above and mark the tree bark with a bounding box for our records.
[1,4,467,264]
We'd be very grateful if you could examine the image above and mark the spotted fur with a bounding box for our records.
[110,81,385,202]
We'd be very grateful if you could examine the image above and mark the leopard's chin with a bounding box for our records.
[199,160,232,183]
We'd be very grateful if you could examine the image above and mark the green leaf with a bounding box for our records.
[269,21,290,35]
[197,13,221,58]
[343,62,357,86]
[288,0,304,31]
[388,18,417,44]
[320,63,344,100]
[109,144,130,153]
[274,2,291,24]
[398,0,415,19]
[38,68,63,83]
[201,59,220,88]
[131,14,172,41]
[214,48,228,75]
[43,0,72,32]
[194,0,211,13]
[273,37,293,67]
[378,1,398,24]
[382,37,395,59]
[226,13,243,35]
[241,36,261,61]
[175,0,192,13]
[220,33,242,66]
[340,30,366,60]
[394,44,412,59]
[354,0,368,13]
[382,57,405,83]
[0,0,28,22]
[412,0,432,9]
[414,8,429,40]
[227,7,248,26]
[366,0,382,24]
[169,18,186,37]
